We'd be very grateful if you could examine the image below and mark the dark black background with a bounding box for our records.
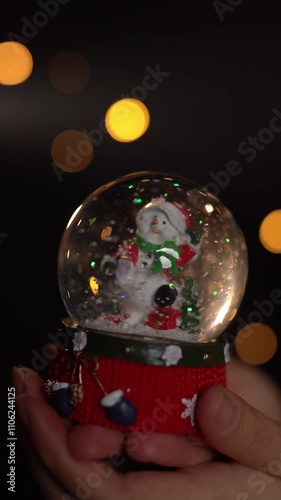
[1,1,281,498]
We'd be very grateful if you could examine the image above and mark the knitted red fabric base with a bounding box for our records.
[47,349,226,434]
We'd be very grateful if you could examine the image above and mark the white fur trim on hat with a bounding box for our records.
[139,198,187,235]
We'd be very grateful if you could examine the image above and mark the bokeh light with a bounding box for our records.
[235,323,278,365]
[51,130,94,173]
[89,276,99,295]
[0,42,33,85]
[259,209,281,253]
[105,98,150,142]
[48,50,91,93]
[101,226,112,240]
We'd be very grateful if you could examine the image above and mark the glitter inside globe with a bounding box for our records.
[58,171,248,343]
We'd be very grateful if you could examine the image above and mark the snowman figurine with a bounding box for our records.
[99,198,201,334]
[135,197,201,278]
[135,198,202,333]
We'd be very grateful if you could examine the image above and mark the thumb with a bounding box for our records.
[196,385,281,478]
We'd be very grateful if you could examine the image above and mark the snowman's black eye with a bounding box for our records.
[147,252,153,259]
[162,221,166,225]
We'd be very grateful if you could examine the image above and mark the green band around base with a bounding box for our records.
[74,329,228,367]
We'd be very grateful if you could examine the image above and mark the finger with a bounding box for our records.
[16,394,122,499]
[68,424,124,460]
[13,366,124,460]
[28,455,69,500]
[12,366,45,398]
[15,393,281,499]
[197,385,281,478]
[227,357,281,421]
[123,359,281,470]
[18,413,76,499]
[13,366,73,431]
[17,410,70,500]
[123,461,281,500]
[20,407,280,500]
[125,431,214,468]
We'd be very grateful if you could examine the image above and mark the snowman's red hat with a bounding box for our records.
[144,198,191,235]
[173,202,192,228]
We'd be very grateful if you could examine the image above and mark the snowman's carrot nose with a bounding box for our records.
[152,218,158,225]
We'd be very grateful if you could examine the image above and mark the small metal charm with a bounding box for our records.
[44,379,57,398]
[69,363,84,405]
[70,384,84,405]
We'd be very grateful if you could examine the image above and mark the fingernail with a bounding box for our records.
[214,391,240,435]
[12,367,27,396]
[186,433,207,446]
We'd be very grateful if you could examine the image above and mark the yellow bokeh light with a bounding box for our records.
[105,98,150,142]
[235,323,278,365]
[259,209,281,253]
[89,276,99,296]
[0,42,33,85]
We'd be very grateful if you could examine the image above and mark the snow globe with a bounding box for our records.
[44,171,248,434]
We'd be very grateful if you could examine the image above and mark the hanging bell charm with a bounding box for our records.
[70,383,84,405]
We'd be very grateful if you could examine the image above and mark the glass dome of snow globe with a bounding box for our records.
[57,171,248,343]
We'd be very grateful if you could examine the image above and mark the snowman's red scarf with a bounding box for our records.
[136,234,181,277]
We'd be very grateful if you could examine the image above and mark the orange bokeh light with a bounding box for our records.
[0,42,33,85]
[259,209,281,253]
[235,323,278,365]
[51,130,94,173]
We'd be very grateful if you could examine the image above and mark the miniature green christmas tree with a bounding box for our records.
[180,276,201,333]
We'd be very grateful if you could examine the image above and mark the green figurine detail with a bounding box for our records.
[180,277,201,333]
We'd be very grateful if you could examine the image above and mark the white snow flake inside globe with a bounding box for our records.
[57,171,248,343]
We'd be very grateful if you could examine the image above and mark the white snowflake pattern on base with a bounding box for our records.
[161,345,183,366]
[181,394,198,426]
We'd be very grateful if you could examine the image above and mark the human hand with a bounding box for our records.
[14,358,281,499]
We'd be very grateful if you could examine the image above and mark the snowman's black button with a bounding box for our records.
[154,284,178,307]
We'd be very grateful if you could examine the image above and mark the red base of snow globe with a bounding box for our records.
[45,329,229,435]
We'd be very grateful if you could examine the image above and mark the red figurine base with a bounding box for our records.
[44,329,229,435]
